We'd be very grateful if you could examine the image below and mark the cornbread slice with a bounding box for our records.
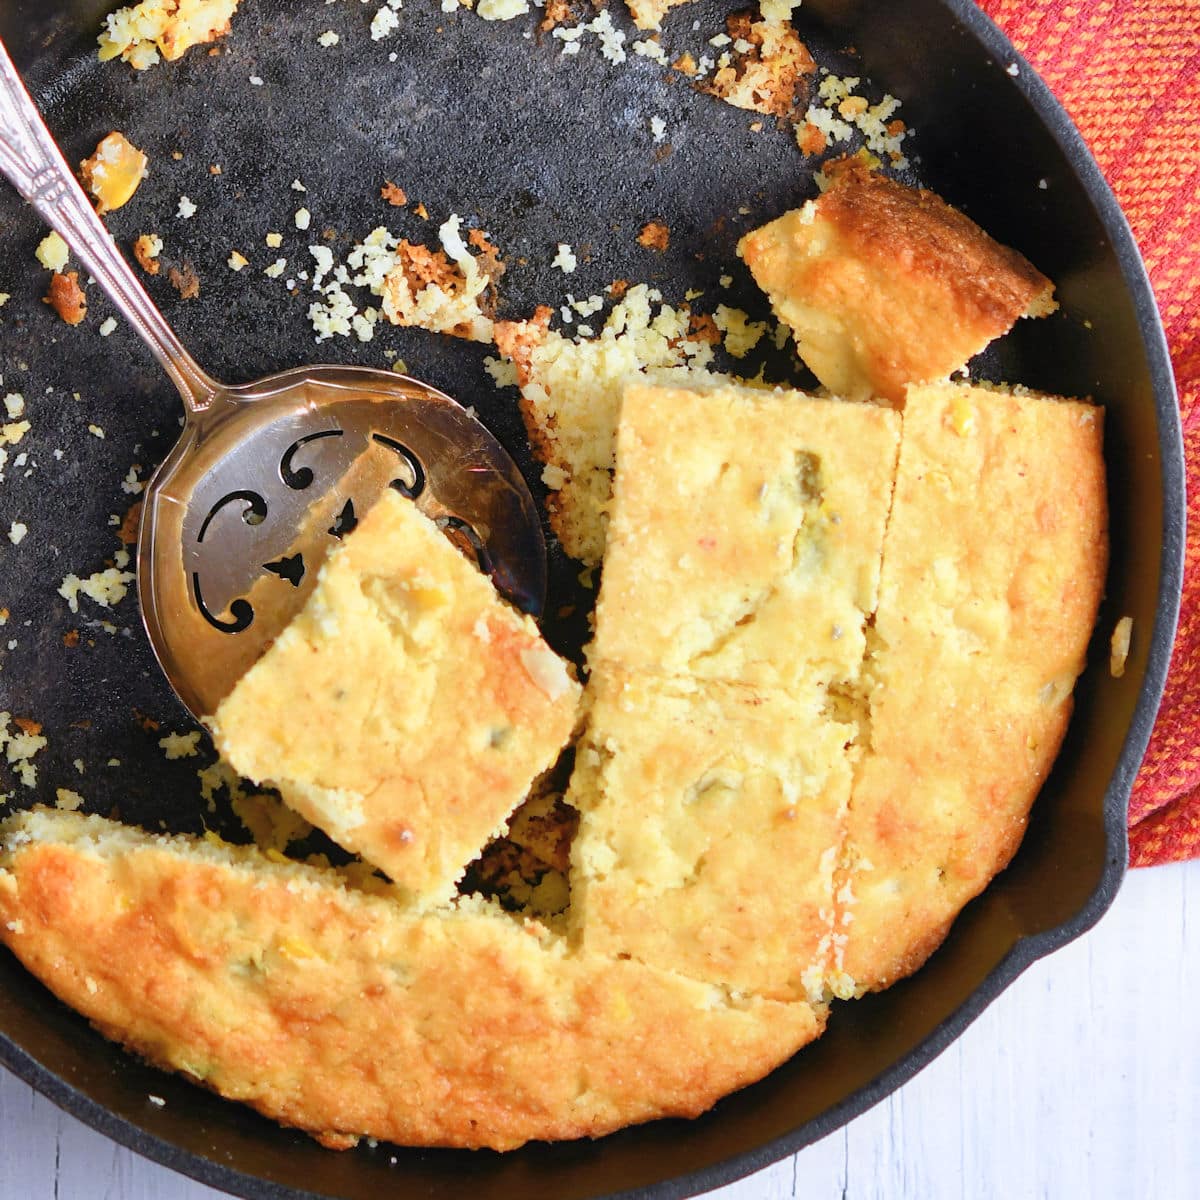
[737,164,1058,404]
[208,490,580,904]
[590,382,901,695]
[567,671,851,1002]
[838,382,1107,991]
[0,809,825,1150]
[494,285,720,566]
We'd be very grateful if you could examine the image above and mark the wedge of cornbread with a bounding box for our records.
[737,164,1058,404]
[208,490,580,905]
[588,381,901,694]
[0,809,825,1151]
[836,381,1107,990]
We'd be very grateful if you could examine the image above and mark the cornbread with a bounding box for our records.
[737,164,1058,403]
[80,133,149,216]
[704,15,816,121]
[836,382,1107,990]
[98,0,239,69]
[0,809,825,1150]
[379,220,503,342]
[589,382,900,694]
[625,0,690,31]
[209,491,581,904]
[568,670,851,1002]
[494,286,720,565]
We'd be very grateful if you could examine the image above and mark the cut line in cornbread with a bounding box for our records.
[589,381,902,695]
[208,489,581,905]
[737,164,1058,404]
[0,809,826,1150]
[836,381,1107,991]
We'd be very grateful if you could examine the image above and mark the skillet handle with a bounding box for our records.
[0,36,220,411]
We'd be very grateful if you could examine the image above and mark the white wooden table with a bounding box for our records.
[2,859,1196,1199]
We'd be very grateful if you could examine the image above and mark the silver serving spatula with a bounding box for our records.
[0,38,545,720]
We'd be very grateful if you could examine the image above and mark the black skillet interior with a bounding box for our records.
[0,0,1182,1198]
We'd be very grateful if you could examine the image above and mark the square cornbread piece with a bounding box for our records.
[567,670,852,1002]
[737,164,1058,404]
[838,382,1107,992]
[209,490,581,905]
[590,381,901,696]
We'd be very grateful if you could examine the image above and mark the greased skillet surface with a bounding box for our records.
[0,1,1181,1197]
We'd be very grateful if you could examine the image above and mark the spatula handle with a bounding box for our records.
[0,36,220,413]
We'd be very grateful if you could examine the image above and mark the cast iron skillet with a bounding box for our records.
[0,0,1184,1197]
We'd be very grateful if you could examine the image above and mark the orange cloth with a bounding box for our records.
[979,0,1200,865]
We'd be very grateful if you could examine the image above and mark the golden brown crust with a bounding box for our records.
[838,382,1107,991]
[0,814,823,1150]
[738,166,1057,403]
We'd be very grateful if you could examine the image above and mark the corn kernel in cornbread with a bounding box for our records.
[737,164,1057,404]
[837,382,1106,991]
[590,382,900,694]
[0,809,825,1150]
[568,671,851,1002]
[209,490,581,904]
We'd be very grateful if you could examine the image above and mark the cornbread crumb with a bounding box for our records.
[552,243,578,273]
[36,232,69,273]
[712,304,767,357]
[478,0,530,18]
[1110,616,1133,678]
[636,221,669,252]
[80,132,148,215]
[371,2,402,39]
[55,788,85,812]
[133,234,163,274]
[228,250,249,271]
[2,394,23,420]
[168,262,201,299]
[159,731,202,760]
[98,0,239,69]
[45,273,88,326]
[0,712,48,788]
[58,565,135,613]
[377,217,503,342]
[265,232,284,249]
[494,284,721,565]
[704,14,815,121]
